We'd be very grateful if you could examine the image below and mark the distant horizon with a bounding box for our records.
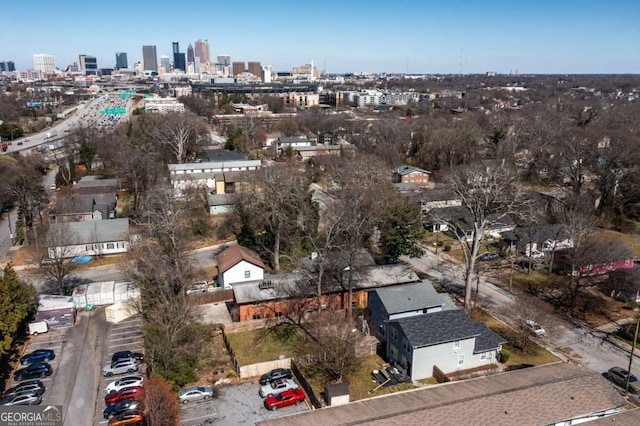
[1,1,639,74]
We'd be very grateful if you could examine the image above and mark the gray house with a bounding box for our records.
[368,280,456,343]
[47,218,130,258]
[424,206,515,240]
[500,224,574,256]
[387,309,505,381]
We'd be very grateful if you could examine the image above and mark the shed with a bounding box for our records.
[324,383,349,407]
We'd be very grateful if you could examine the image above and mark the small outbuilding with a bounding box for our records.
[324,383,349,407]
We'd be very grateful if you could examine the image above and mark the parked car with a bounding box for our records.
[105,387,144,406]
[263,388,305,411]
[14,363,53,381]
[259,368,293,385]
[21,349,56,365]
[112,351,144,363]
[178,386,214,404]
[525,320,546,337]
[259,378,299,398]
[0,392,42,406]
[103,359,138,377]
[106,375,144,394]
[108,409,144,426]
[3,381,45,398]
[478,252,500,261]
[528,250,545,259]
[186,281,209,294]
[103,398,142,419]
[607,367,640,394]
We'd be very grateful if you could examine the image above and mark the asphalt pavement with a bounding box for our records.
[401,246,640,378]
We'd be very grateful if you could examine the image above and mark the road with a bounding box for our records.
[401,247,640,378]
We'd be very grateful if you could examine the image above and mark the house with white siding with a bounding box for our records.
[215,244,266,289]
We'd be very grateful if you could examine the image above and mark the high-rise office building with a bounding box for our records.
[142,45,158,71]
[232,61,245,76]
[78,54,98,75]
[195,39,210,63]
[248,61,261,77]
[0,61,16,72]
[115,52,128,69]
[33,54,56,73]
[187,43,194,63]
[160,55,171,72]
[172,42,185,71]
[217,55,230,67]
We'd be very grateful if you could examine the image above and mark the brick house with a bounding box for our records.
[393,165,431,188]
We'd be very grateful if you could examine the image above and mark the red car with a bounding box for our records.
[263,388,305,411]
[105,386,144,406]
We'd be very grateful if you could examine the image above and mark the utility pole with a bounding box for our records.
[8,210,13,245]
[625,310,640,396]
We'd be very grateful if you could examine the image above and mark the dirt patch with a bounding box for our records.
[194,330,237,386]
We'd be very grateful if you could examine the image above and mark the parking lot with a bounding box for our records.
[179,381,309,425]
[93,314,144,425]
[11,307,307,425]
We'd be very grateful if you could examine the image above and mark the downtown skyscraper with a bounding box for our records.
[195,39,210,63]
[142,45,158,71]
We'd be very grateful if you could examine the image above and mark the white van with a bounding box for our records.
[28,321,49,336]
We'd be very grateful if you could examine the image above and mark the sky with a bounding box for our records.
[1,0,639,74]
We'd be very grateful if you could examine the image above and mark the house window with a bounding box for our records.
[107,243,115,250]
[85,245,91,251]
[481,353,487,360]
[453,340,460,349]
[390,328,398,341]
[245,270,251,279]
[379,324,385,336]
[457,354,465,366]
[275,312,282,318]
[253,314,262,320]
[390,345,398,359]
[625,259,632,266]
[402,338,409,351]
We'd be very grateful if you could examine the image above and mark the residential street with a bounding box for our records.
[401,247,640,378]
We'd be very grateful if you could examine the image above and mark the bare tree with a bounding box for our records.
[41,222,80,294]
[446,161,525,312]
[148,112,209,164]
[235,161,311,272]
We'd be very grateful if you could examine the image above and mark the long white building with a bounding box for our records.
[33,54,56,73]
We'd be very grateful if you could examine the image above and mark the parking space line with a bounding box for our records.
[109,321,141,329]
[109,329,142,337]
[108,342,143,350]
[180,413,219,424]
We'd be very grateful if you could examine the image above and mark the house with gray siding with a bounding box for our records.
[368,280,456,343]
[387,309,505,381]
[47,218,130,258]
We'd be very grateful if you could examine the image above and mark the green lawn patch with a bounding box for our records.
[226,326,300,365]
[300,354,417,403]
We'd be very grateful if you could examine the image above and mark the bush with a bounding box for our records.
[436,241,444,247]
[499,349,511,363]
[443,245,451,252]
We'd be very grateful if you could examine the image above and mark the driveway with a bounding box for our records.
[179,381,309,425]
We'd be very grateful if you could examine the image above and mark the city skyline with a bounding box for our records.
[1,0,639,74]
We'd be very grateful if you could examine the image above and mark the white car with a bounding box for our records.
[529,250,545,259]
[105,375,144,393]
[526,320,546,337]
[259,378,299,398]
[102,358,138,377]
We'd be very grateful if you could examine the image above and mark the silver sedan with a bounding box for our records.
[178,386,214,404]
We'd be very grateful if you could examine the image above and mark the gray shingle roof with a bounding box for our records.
[48,218,129,245]
[256,363,628,426]
[375,280,445,315]
[473,325,507,353]
[396,310,481,348]
[394,165,430,176]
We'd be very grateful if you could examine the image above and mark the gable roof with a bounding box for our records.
[425,206,515,231]
[375,280,447,315]
[48,218,129,245]
[394,165,431,176]
[216,244,266,273]
[257,363,628,426]
[395,310,482,348]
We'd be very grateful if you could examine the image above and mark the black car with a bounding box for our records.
[20,349,55,365]
[103,398,142,419]
[13,363,53,381]
[259,368,293,385]
[112,351,144,364]
[3,381,45,398]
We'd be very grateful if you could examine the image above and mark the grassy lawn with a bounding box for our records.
[225,326,300,365]
[300,354,417,403]
[478,311,560,366]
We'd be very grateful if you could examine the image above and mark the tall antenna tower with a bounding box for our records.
[459,49,463,75]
